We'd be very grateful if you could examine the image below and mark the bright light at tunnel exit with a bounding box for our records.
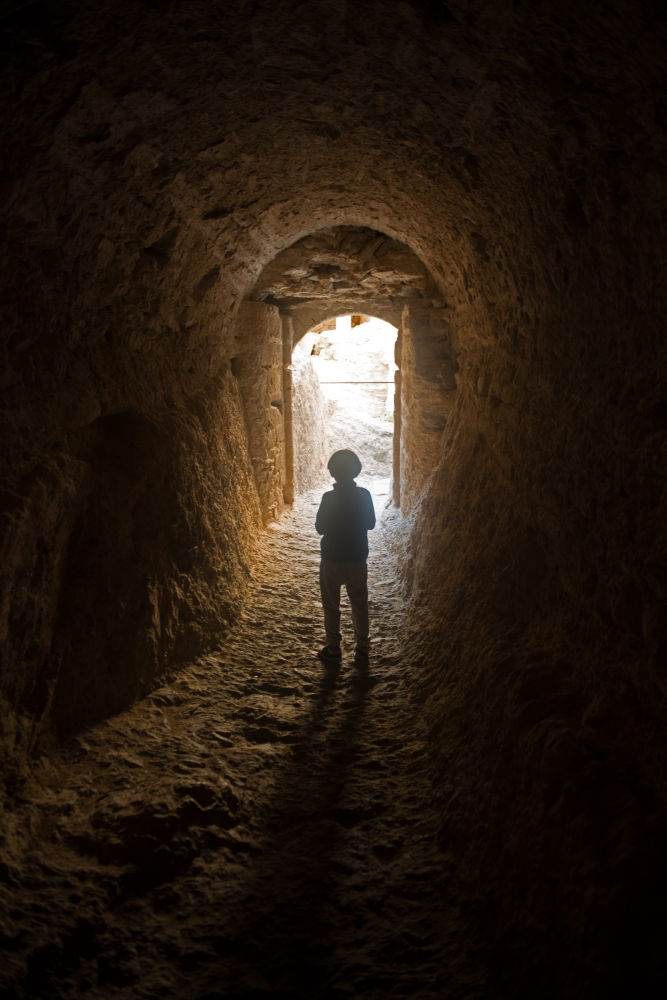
[298,315,398,418]
[293,315,399,482]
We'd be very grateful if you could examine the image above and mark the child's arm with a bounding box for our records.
[315,494,330,535]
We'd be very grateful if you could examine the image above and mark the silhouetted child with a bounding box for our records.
[315,450,376,664]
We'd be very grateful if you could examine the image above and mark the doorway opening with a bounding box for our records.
[290,315,398,494]
[239,226,447,522]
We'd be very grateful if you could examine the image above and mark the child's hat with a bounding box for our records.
[328,450,362,479]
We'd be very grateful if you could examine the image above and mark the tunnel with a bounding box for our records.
[1,1,666,996]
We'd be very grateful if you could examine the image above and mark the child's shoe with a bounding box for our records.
[317,644,342,664]
[354,644,370,661]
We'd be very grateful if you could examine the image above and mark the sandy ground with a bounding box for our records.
[0,481,484,999]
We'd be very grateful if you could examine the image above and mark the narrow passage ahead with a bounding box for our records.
[1,482,482,999]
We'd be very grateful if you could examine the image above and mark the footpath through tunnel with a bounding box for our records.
[1,483,464,999]
[2,1,667,996]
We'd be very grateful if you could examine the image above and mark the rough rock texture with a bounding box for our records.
[290,349,328,494]
[399,302,456,512]
[1,0,667,992]
[252,226,430,343]
[3,369,261,744]
[2,486,480,1000]
[327,407,393,480]
[234,302,285,524]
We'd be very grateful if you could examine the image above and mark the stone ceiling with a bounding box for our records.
[250,226,435,337]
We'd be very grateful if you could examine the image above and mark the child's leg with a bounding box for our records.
[319,560,343,646]
[345,560,369,646]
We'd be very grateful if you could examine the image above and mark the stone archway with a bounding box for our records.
[235,225,459,520]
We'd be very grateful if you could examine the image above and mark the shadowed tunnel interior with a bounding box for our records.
[1,1,667,997]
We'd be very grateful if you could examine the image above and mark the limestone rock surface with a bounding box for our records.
[0,0,666,992]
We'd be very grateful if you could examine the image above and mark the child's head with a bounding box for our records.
[328,449,362,483]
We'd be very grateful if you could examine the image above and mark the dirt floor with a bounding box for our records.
[0,481,483,1000]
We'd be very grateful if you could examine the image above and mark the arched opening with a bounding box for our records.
[237,225,454,526]
[295,314,397,484]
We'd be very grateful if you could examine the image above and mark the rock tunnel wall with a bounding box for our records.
[290,348,329,494]
[234,301,286,524]
[3,370,262,743]
[398,301,456,512]
[1,0,667,988]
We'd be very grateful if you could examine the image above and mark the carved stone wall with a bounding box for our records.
[399,302,458,513]
[0,0,666,987]
[290,349,329,494]
[234,302,285,524]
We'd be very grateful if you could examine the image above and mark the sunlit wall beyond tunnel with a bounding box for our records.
[1,0,667,992]
[299,315,398,482]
